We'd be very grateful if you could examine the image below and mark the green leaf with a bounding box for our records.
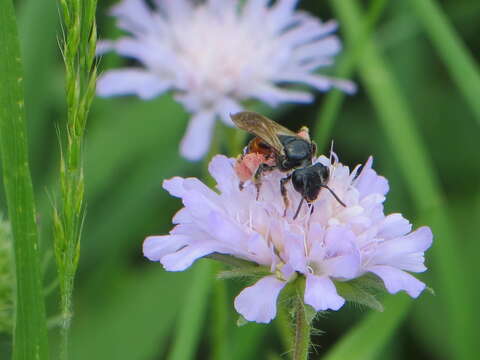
[0,0,49,358]
[324,295,411,360]
[208,253,262,269]
[406,0,480,123]
[236,316,248,327]
[217,267,271,280]
[0,216,14,335]
[330,1,477,359]
[335,280,384,313]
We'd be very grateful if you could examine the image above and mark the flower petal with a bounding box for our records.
[234,276,286,323]
[371,226,433,272]
[250,83,313,106]
[208,155,237,193]
[215,98,243,126]
[283,232,307,273]
[110,0,156,34]
[377,213,412,239]
[96,40,115,55]
[304,274,345,311]
[161,243,216,271]
[369,265,426,298]
[354,157,389,198]
[143,235,188,261]
[180,112,216,161]
[97,69,169,99]
[163,177,186,198]
[155,0,193,20]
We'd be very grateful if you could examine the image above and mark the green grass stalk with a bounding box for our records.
[324,296,411,360]
[330,1,476,359]
[0,0,50,358]
[54,0,98,358]
[406,0,480,124]
[167,261,213,360]
[313,0,388,150]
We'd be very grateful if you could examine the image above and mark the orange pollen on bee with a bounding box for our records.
[297,126,311,141]
[234,153,276,182]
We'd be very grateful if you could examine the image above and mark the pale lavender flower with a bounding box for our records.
[97,0,355,160]
[144,154,432,323]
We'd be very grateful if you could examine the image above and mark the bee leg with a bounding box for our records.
[309,203,315,215]
[239,181,244,191]
[254,163,276,200]
[255,180,262,200]
[280,174,292,216]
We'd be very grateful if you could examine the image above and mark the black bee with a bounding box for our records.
[231,111,346,219]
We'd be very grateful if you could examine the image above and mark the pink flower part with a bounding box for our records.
[234,153,276,183]
[144,154,433,323]
[97,0,355,160]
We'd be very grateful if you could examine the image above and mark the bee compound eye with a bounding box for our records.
[282,159,291,169]
[322,166,330,182]
[291,170,304,192]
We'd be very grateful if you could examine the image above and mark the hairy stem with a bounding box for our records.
[293,295,311,360]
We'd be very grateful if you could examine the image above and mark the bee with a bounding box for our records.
[231,111,346,219]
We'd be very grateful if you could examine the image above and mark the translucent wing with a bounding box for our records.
[230,111,299,155]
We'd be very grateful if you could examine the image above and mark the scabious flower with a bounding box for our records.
[143,154,432,323]
[97,0,355,160]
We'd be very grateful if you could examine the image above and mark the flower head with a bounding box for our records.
[144,154,432,323]
[97,0,355,160]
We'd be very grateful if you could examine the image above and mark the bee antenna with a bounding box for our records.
[329,140,334,164]
[320,185,346,207]
[293,198,305,220]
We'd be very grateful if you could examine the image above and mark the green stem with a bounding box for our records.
[59,280,73,360]
[275,306,293,354]
[293,296,310,360]
[0,0,49,358]
[313,0,388,150]
[167,261,213,360]
[211,263,229,360]
[331,1,476,359]
[406,0,480,123]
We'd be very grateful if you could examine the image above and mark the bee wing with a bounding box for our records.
[230,111,299,155]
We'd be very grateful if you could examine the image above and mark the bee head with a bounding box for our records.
[291,163,329,202]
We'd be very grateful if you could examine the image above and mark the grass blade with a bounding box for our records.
[0,0,49,358]
[313,0,389,150]
[331,1,476,359]
[324,296,410,360]
[18,0,59,183]
[167,261,213,360]
[406,0,480,123]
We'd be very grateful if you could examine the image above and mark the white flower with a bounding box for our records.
[144,154,432,323]
[97,0,355,160]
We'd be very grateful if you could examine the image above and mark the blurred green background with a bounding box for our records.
[2,0,480,359]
